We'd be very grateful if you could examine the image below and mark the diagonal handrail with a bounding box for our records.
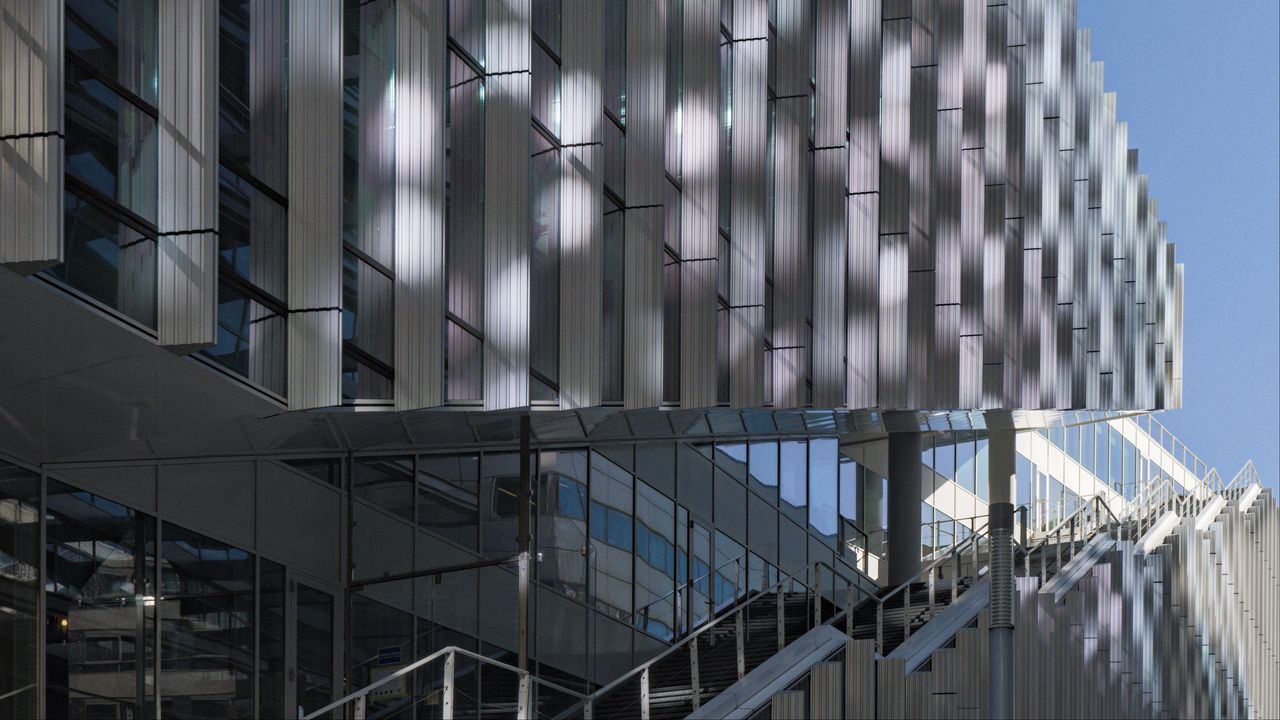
[558,557,877,718]
[298,645,588,720]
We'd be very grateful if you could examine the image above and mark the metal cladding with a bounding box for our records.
[7,0,1182,413]
[0,0,62,273]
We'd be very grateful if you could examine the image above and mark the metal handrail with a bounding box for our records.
[629,554,745,633]
[562,557,875,718]
[1016,495,1123,582]
[298,645,589,720]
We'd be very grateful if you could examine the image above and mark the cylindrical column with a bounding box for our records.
[886,431,923,586]
[988,427,1016,719]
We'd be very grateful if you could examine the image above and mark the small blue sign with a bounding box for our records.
[376,646,402,666]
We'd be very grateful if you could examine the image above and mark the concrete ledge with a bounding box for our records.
[1194,495,1227,532]
[687,624,847,720]
[888,577,990,672]
[1039,533,1116,606]
[1237,483,1262,513]
[1136,511,1181,555]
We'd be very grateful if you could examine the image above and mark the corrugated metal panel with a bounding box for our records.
[623,0,667,409]
[848,193,879,409]
[0,0,62,272]
[559,0,604,409]
[810,0,848,409]
[483,0,531,410]
[394,0,446,410]
[157,0,218,353]
[679,0,719,409]
[771,0,810,409]
[728,0,766,408]
[287,0,344,409]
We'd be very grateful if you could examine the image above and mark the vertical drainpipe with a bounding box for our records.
[988,426,1016,719]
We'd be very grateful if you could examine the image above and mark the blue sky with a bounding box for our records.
[1075,1,1280,493]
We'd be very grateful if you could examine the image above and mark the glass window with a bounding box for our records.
[532,43,560,136]
[158,524,254,718]
[590,452,633,621]
[446,320,483,402]
[350,584,414,719]
[353,457,414,520]
[1016,452,1032,507]
[718,33,731,232]
[49,191,156,327]
[45,481,157,718]
[714,469,746,544]
[605,117,625,199]
[0,465,39,719]
[65,0,157,104]
[418,454,481,552]
[956,438,976,495]
[448,0,485,66]
[748,440,779,503]
[531,128,560,401]
[714,442,748,482]
[258,559,287,720]
[532,0,560,55]
[217,166,287,300]
[779,440,807,525]
[635,441,676,498]
[975,437,989,502]
[838,457,858,522]
[538,451,588,601]
[633,481,676,640]
[342,250,395,400]
[64,63,158,223]
[808,439,838,545]
[218,0,288,194]
[677,444,713,521]
[204,281,287,396]
[480,453,523,558]
[602,203,625,402]
[713,532,745,609]
[447,51,485,332]
[295,585,334,715]
[604,0,626,122]
[663,249,681,403]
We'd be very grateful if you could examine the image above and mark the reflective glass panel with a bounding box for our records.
[418,454,481,552]
[64,63,157,222]
[0,465,39,719]
[589,452,633,621]
[65,0,157,103]
[748,441,779,503]
[633,481,676,640]
[779,440,807,525]
[158,524,254,719]
[808,439,838,545]
[538,451,588,602]
[258,560,287,720]
[52,191,156,327]
[45,482,156,719]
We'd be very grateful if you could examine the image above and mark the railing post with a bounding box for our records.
[689,639,701,710]
[928,566,936,612]
[443,650,455,720]
[952,552,960,602]
[846,582,855,638]
[875,602,884,654]
[517,670,532,720]
[640,667,650,720]
[777,588,785,652]
[812,563,822,627]
[735,606,745,679]
[903,579,912,641]
[353,695,366,720]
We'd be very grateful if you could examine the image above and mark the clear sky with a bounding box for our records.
[1074,1,1280,493]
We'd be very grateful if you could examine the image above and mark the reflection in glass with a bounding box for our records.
[51,192,156,327]
[418,454,481,552]
[65,0,158,104]
[64,62,157,222]
[531,129,560,401]
[748,441,778,503]
[204,281,287,396]
[296,585,334,718]
[259,560,287,720]
[590,452,633,621]
[712,532,744,610]
[351,585,414,719]
[779,440,807,525]
[217,166,287,299]
[808,439,838,545]
[538,452,589,602]
[0,465,39,719]
[158,524,254,718]
[633,481,676,639]
[45,482,156,719]
[353,457,414,520]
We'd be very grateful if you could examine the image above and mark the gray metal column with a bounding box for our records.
[886,430,922,586]
[988,426,1016,720]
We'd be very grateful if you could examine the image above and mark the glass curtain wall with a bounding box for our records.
[0,466,39,719]
[53,0,160,327]
[208,0,289,396]
[531,1,561,402]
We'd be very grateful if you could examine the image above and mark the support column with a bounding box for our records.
[886,431,923,586]
[988,426,1016,720]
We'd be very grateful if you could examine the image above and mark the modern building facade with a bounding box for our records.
[0,1,1269,720]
